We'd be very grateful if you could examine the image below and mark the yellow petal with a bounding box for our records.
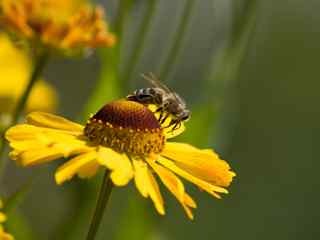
[6,124,82,143]
[9,139,47,151]
[147,159,196,220]
[132,159,165,215]
[132,159,149,197]
[18,147,64,166]
[97,147,133,186]
[0,227,14,240]
[0,212,7,223]
[26,112,83,132]
[6,124,93,166]
[6,124,48,141]
[55,151,97,184]
[157,156,228,199]
[77,160,100,179]
[162,142,235,187]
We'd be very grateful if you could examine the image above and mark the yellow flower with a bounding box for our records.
[0,199,14,240]
[5,100,235,219]
[0,0,115,51]
[0,32,57,120]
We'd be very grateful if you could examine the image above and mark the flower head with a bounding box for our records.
[5,100,235,219]
[0,32,57,126]
[0,0,115,52]
[0,199,14,240]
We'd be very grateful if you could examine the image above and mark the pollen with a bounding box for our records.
[84,100,165,155]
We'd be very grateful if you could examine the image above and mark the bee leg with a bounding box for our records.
[158,109,164,122]
[160,112,170,124]
[155,107,163,113]
[167,121,180,133]
[163,119,173,129]
[172,122,181,132]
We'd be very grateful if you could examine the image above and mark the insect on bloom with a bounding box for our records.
[5,98,235,219]
[127,73,191,131]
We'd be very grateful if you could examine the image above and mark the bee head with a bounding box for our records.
[178,110,191,121]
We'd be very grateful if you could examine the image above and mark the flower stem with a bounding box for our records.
[0,50,49,175]
[86,170,113,240]
[122,0,158,86]
[159,0,196,80]
[12,51,49,125]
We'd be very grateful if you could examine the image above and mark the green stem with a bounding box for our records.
[0,51,49,174]
[122,0,157,86]
[86,170,113,240]
[207,0,257,94]
[12,52,49,124]
[113,0,135,38]
[159,0,196,80]
[204,0,257,147]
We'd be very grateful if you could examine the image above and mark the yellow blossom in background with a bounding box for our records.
[0,199,14,240]
[5,100,235,219]
[0,0,116,52]
[0,33,57,124]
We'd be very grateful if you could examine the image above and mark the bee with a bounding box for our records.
[127,73,191,131]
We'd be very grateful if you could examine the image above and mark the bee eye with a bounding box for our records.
[138,94,151,100]
[149,89,156,94]
[182,116,189,121]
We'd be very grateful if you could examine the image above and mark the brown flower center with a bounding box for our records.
[84,100,165,155]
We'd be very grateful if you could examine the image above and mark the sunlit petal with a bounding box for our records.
[157,156,228,199]
[132,159,149,197]
[97,147,133,186]
[55,151,97,184]
[147,158,196,219]
[0,199,14,239]
[18,147,64,166]
[0,213,6,223]
[27,112,83,132]
[6,124,93,166]
[133,159,165,215]
[162,142,235,187]
[77,160,100,179]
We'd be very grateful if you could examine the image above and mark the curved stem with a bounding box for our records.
[86,170,113,240]
[12,52,49,124]
[159,0,196,80]
[122,0,157,87]
[0,51,49,175]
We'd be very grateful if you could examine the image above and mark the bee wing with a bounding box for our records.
[141,72,172,93]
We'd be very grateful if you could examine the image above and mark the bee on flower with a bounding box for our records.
[5,94,235,219]
[127,73,191,131]
[0,0,116,53]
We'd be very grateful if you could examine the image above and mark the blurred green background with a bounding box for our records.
[2,0,320,239]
